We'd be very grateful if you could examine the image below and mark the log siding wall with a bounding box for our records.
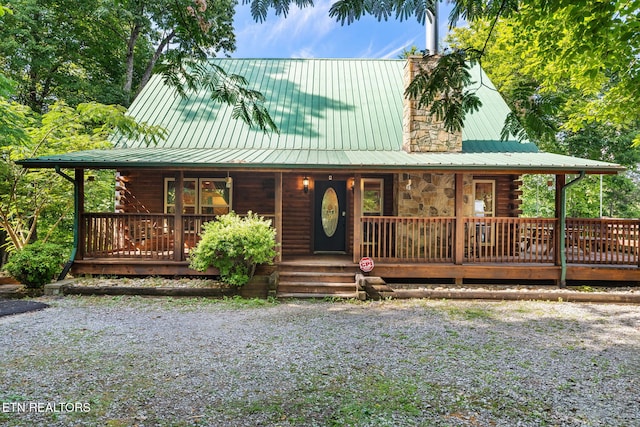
[114,170,519,258]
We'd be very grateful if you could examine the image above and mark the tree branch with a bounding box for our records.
[138,29,177,94]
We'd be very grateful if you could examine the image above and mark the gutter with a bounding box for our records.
[559,171,586,287]
[55,166,78,280]
[17,159,623,175]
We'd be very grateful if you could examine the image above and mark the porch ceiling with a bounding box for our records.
[17,147,624,174]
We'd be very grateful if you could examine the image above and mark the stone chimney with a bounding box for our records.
[402,55,462,153]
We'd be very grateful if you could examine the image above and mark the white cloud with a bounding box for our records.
[365,35,420,59]
[267,0,335,42]
[291,47,317,58]
[234,0,336,57]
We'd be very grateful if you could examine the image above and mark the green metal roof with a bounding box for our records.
[462,140,538,153]
[18,58,623,173]
[116,58,524,152]
[118,59,404,151]
[20,148,622,173]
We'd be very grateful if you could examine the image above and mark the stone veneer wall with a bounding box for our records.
[395,173,475,217]
[402,56,462,153]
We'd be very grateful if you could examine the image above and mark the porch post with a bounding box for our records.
[174,171,184,262]
[558,172,586,287]
[56,167,83,280]
[75,168,85,261]
[353,173,362,263]
[554,174,565,267]
[275,172,283,262]
[454,173,465,265]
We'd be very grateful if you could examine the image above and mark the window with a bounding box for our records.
[165,178,232,214]
[362,178,384,216]
[473,180,495,245]
[473,180,495,217]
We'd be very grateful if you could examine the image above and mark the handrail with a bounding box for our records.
[360,216,454,262]
[359,216,638,266]
[81,213,639,266]
[81,212,277,260]
[463,217,557,263]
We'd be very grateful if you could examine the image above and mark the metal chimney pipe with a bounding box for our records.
[426,2,438,54]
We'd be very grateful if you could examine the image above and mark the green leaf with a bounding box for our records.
[405,51,482,133]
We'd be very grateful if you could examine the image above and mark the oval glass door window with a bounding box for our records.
[321,187,339,237]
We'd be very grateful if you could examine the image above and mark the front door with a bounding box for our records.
[314,180,347,253]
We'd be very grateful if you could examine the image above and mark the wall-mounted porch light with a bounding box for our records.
[303,176,309,193]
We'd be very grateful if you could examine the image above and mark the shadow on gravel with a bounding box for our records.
[0,299,49,317]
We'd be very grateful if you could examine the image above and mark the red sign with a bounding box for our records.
[359,257,374,273]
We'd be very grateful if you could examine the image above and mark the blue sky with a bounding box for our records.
[232,0,456,59]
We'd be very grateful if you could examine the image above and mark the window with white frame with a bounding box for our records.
[472,179,495,245]
[362,178,384,216]
[472,180,495,217]
[164,178,232,214]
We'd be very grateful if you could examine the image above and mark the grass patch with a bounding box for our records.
[51,294,279,311]
[572,285,597,293]
[208,373,428,426]
[329,375,423,426]
[74,276,226,288]
[444,305,495,321]
[198,370,560,427]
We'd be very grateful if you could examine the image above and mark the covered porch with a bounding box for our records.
[70,166,639,285]
[74,212,639,282]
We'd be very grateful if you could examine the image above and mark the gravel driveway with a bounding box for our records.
[1,296,639,427]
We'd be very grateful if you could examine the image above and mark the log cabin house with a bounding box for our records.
[18,57,639,297]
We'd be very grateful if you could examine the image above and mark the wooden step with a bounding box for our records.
[276,262,358,299]
[278,271,356,283]
[278,265,358,274]
[275,256,360,298]
[276,292,360,299]
[364,283,395,300]
[359,276,396,300]
[278,282,356,293]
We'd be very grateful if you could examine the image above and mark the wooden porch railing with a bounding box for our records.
[182,214,219,249]
[81,212,276,260]
[565,218,639,265]
[359,216,639,266]
[463,217,557,263]
[82,213,176,260]
[360,217,454,262]
[81,213,638,267]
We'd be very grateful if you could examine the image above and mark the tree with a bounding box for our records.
[0,0,277,131]
[447,5,640,146]
[94,0,236,100]
[0,96,166,254]
[0,0,137,111]
[88,0,277,131]
[0,75,29,147]
[447,12,640,218]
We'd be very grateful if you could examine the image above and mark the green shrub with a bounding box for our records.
[5,242,66,288]
[189,212,278,287]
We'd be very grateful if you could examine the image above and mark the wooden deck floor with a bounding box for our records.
[72,254,638,285]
